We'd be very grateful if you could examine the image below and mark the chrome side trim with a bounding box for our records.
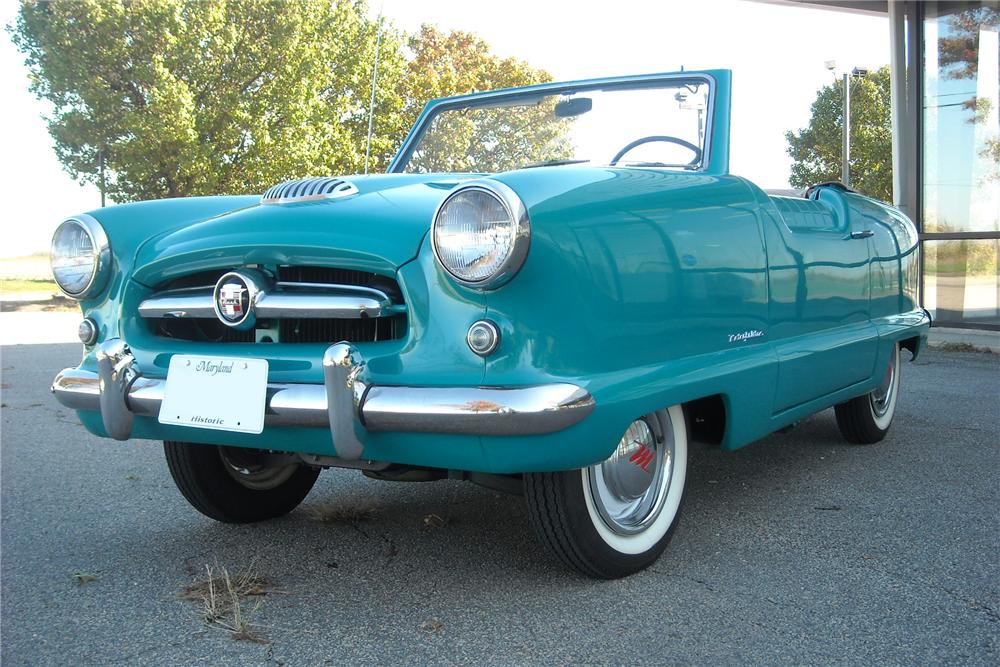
[362,383,595,435]
[139,284,393,320]
[52,344,595,445]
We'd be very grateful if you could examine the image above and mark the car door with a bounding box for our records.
[762,187,878,413]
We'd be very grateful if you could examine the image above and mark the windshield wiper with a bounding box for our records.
[518,158,590,169]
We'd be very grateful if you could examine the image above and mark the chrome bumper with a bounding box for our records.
[51,339,595,459]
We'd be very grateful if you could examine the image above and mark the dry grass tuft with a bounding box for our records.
[933,341,995,354]
[420,617,444,634]
[181,563,273,643]
[71,571,98,586]
[422,513,447,529]
[306,504,378,523]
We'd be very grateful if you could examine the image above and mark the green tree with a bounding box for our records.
[785,66,893,202]
[937,6,999,182]
[11,0,413,201]
[10,3,566,201]
[402,26,573,174]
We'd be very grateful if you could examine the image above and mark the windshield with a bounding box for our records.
[395,78,711,174]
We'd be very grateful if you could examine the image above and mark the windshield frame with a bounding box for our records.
[387,71,718,175]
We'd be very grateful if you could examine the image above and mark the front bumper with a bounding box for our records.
[52,339,595,460]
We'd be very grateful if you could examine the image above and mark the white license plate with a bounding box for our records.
[158,355,268,434]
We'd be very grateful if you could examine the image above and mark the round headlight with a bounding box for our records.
[432,180,530,289]
[50,215,110,299]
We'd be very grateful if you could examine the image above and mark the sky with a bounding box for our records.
[1,0,890,258]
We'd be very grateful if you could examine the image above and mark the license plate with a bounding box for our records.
[158,355,268,434]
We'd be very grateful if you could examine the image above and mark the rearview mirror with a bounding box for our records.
[554,97,592,118]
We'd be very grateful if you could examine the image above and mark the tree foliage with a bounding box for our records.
[785,66,893,202]
[938,6,999,83]
[936,6,999,181]
[401,26,573,173]
[10,1,562,201]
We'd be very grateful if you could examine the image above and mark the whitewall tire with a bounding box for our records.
[524,405,688,578]
[835,343,901,444]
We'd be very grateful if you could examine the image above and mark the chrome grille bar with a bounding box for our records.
[139,283,395,320]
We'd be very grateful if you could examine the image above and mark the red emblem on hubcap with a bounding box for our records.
[629,445,655,472]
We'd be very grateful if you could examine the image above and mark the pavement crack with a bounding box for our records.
[875,565,999,625]
[942,587,1000,625]
[654,572,717,593]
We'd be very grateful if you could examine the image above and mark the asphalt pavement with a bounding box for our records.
[1,343,998,666]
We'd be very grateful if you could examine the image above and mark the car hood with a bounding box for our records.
[130,173,470,286]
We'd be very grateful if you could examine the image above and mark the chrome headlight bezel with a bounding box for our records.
[431,179,530,290]
[50,214,111,300]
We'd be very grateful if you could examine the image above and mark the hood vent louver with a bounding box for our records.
[261,177,359,205]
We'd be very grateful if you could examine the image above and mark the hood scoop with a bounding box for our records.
[261,177,359,205]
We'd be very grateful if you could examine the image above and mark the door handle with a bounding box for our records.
[850,230,874,239]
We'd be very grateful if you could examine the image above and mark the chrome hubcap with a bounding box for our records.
[870,349,897,417]
[218,447,297,491]
[588,415,675,535]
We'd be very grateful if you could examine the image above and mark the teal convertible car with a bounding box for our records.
[51,70,928,578]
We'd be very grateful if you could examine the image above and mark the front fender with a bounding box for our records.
[478,167,772,461]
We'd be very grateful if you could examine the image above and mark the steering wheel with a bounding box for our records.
[609,135,703,167]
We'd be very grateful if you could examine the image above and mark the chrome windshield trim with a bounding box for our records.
[388,71,717,174]
[138,284,394,319]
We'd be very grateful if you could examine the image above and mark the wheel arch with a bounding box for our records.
[683,393,727,446]
[899,334,924,360]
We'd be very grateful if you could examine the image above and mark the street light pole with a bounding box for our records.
[842,72,850,187]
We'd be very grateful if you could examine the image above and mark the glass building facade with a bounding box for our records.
[771,0,999,329]
[921,1,999,328]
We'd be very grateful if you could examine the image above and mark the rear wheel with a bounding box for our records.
[164,442,319,523]
[524,406,688,579]
[834,343,901,444]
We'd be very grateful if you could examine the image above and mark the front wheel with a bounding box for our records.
[524,406,688,579]
[164,442,320,523]
[834,343,901,444]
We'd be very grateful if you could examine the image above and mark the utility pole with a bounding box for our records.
[99,148,106,208]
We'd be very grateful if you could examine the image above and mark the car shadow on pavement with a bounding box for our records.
[95,409,860,594]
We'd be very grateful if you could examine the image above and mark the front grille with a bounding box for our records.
[279,316,402,343]
[275,266,403,302]
[145,266,406,344]
[154,317,257,343]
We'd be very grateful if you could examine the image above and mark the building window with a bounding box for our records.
[922,1,1000,327]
